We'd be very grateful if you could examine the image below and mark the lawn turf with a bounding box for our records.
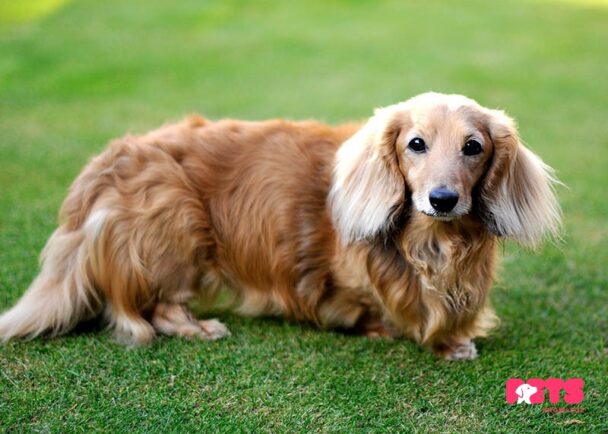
[0,0,607,432]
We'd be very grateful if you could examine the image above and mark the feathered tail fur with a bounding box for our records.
[0,225,101,340]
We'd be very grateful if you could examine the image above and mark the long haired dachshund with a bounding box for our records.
[0,93,560,359]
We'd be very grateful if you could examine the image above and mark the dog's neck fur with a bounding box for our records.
[400,213,493,288]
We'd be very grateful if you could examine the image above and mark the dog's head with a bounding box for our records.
[330,92,561,247]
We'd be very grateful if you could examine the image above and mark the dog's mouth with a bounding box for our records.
[421,210,458,221]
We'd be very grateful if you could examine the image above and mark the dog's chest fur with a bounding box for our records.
[404,216,492,308]
[359,213,496,342]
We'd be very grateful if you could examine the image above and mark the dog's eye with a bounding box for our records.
[463,139,483,156]
[408,138,426,153]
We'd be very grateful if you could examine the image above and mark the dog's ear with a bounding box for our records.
[479,110,561,248]
[329,106,408,243]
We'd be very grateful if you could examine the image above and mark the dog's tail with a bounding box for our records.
[0,224,102,341]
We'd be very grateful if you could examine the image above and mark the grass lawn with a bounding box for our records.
[1,0,607,431]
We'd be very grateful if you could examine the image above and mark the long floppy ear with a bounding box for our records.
[329,106,407,243]
[479,110,561,248]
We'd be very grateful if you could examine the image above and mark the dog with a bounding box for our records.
[0,92,561,360]
[515,383,538,404]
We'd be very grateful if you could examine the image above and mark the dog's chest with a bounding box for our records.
[402,221,492,313]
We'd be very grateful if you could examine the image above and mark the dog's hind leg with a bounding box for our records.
[151,303,230,340]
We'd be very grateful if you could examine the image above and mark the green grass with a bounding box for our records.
[1,0,607,431]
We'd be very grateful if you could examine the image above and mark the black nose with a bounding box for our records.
[429,188,459,213]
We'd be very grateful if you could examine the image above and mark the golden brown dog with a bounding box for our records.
[0,92,561,360]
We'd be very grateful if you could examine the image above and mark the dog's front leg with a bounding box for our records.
[426,300,498,360]
[431,337,478,361]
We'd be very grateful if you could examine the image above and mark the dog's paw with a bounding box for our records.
[443,340,478,361]
[198,319,231,340]
[362,321,397,340]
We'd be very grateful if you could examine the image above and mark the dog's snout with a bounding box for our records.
[429,188,459,213]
